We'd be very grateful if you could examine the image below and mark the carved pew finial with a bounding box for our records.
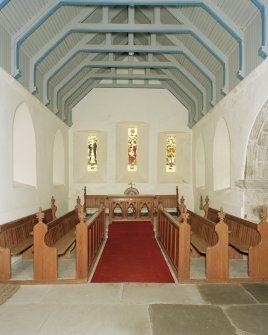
[37,207,45,223]
[83,186,87,213]
[218,207,226,223]
[199,195,203,210]
[178,196,186,216]
[75,196,83,213]
[78,208,85,223]
[181,208,189,224]
[51,196,57,220]
[203,195,209,218]
[260,207,267,222]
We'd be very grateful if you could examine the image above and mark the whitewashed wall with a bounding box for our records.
[192,58,268,220]
[70,88,193,209]
[0,68,69,223]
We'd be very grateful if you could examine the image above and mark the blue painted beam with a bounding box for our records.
[39,44,214,101]
[16,0,239,86]
[44,55,206,117]
[251,0,268,58]
[59,72,198,122]
[165,10,229,92]
[32,23,225,92]
[0,0,10,10]
[164,34,216,104]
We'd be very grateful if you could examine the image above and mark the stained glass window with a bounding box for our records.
[87,135,97,172]
[128,127,137,171]
[166,135,176,172]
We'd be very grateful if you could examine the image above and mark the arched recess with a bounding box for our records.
[13,103,37,187]
[195,136,205,188]
[53,129,65,185]
[213,117,231,191]
[244,100,268,182]
[238,100,268,221]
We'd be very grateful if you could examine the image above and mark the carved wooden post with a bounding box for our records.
[249,206,268,279]
[83,186,87,214]
[0,246,10,281]
[176,186,179,216]
[76,209,88,280]
[178,208,190,281]
[178,196,186,222]
[34,208,57,282]
[203,196,209,218]
[51,196,57,220]
[75,196,83,214]
[206,207,229,281]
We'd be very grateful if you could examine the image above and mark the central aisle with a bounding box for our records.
[91,221,174,283]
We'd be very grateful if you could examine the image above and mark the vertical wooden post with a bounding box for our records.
[83,186,87,214]
[176,186,179,216]
[51,196,57,220]
[206,208,229,281]
[76,209,89,280]
[34,208,57,281]
[203,196,209,218]
[249,207,268,279]
[0,247,11,282]
[178,209,190,281]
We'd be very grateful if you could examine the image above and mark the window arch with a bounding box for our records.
[195,136,205,188]
[213,118,231,191]
[53,129,65,185]
[13,103,37,187]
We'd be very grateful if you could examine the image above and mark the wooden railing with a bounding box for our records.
[157,204,190,281]
[76,205,106,280]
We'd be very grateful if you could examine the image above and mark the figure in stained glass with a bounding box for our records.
[128,127,137,171]
[88,135,97,172]
[166,135,176,172]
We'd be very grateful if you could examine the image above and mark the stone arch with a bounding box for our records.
[13,103,37,187]
[242,100,268,221]
[244,100,268,181]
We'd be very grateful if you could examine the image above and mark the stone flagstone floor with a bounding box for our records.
[0,282,268,335]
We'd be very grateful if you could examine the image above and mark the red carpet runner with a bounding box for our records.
[91,221,174,283]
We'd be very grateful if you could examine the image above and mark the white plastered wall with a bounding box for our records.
[192,58,268,219]
[0,68,69,223]
[70,88,193,209]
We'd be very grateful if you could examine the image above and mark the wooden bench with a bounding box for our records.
[204,197,268,279]
[155,186,179,215]
[83,186,108,215]
[0,197,57,281]
[204,203,260,254]
[177,197,228,281]
[34,200,80,281]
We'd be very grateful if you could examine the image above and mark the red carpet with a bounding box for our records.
[91,221,174,283]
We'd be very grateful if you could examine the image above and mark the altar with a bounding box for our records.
[83,185,178,223]
[108,195,155,224]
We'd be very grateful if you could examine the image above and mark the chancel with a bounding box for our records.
[0,1,268,334]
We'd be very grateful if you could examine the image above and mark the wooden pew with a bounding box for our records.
[155,186,179,215]
[83,186,108,215]
[204,196,268,279]
[157,203,190,281]
[0,197,57,282]
[178,197,228,281]
[34,199,80,282]
[76,205,106,280]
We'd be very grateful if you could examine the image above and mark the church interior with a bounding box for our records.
[0,0,268,334]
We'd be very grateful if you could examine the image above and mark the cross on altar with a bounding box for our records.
[128,181,135,188]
